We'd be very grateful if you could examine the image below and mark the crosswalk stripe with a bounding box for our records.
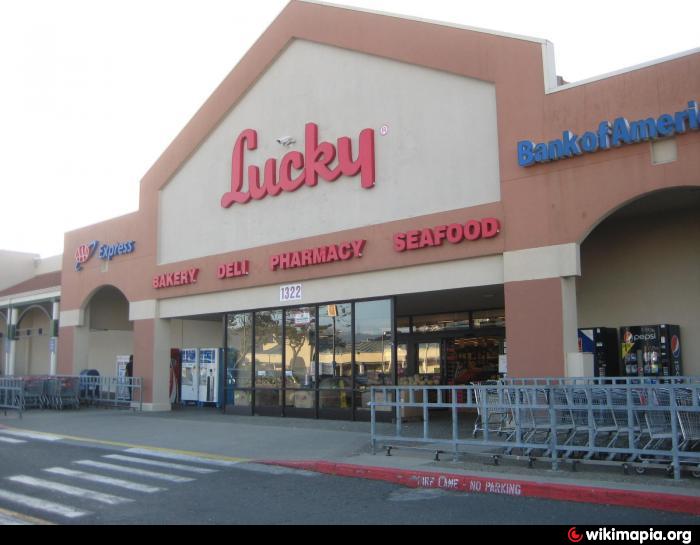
[0,512,32,525]
[74,460,194,483]
[0,488,88,519]
[0,437,26,444]
[8,476,132,506]
[234,463,319,477]
[0,430,62,442]
[43,468,163,494]
[125,448,243,467]
[103,455,216,474]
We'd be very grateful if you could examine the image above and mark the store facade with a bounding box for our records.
[54,1,699,414]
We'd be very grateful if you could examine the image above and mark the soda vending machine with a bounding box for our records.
[180,348,199,403]
[620,324,683,378]
[577,328,620,377]
[198,348,220,406]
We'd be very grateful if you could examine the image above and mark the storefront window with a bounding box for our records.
[226,312,253,407]
[354,300,393,386]
[284,307,317,411]
[418,342,441,376]
[473,309,505,329]
[396,316,411,334]
[255,310,283,408]
[413,312,470,333]
[318,303,352,410]
[354,299,393,414]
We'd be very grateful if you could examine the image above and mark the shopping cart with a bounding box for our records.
[21,377,47,410]
[676,388,700,477]
[472,383,514,440]
[45,377,80,410]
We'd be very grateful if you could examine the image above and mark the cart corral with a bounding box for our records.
[0,375,143,417]
[369,377,700,480]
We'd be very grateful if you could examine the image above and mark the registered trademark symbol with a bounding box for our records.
[380,124,389,136]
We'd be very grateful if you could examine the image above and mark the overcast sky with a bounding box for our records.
[1,0,697,258]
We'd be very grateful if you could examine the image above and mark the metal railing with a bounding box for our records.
[499,377,700,386]
[369,382,700,480]
[0,378,23,418]
[77,376,143,410]
[0,375,143,413]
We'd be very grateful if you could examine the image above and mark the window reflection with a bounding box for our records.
[473,309,506,328]
[354,300,393,387]
[413,313,470,333]
[285,307,317,410]
[396,316,411,334]
[226,313,253,407]
[318,304,352,410]
[355,299,393,414]
[255,311,283,408]
[418,342,441,376]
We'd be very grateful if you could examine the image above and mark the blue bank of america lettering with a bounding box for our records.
[517,100,700,167]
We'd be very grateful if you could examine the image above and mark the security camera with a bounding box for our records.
[276,136,296,147]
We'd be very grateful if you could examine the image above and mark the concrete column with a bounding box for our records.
[57,308,87,375]
[8,307,18,376]
[49,301,59,376]
[131,300,171,411]
[503,244,581,378]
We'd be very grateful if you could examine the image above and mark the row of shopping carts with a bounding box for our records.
[18,376,80,410]
[472,383,700,476]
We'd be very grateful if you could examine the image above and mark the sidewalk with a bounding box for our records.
[1,407,699,516]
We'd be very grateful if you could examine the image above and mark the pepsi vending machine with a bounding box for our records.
[198,348,220,406]
[620,324,682,378]
[181,348,199,403]
[577,328,619,377]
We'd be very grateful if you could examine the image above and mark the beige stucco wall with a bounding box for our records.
[0,251,38,291]
[13,308,50,376]
[159,39,500,264]
[577,206,700,375]
[34,254,62,275]
[86,330,134,377]
[169,319,223,349]
[89,288,132,331]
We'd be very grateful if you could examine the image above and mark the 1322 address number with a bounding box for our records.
[280,284,302,302]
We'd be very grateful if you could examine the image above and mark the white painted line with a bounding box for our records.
[43,467,163,494]
[0,512,31,525]
[125,448,243,468]
[74,460,194,483]
[0,437,26,445]
[0,488,88,519]
[235,463,319,477]
[8,476,132,506]
[103,455,216,474]
[0,430,62,442]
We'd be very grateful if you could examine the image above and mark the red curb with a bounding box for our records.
[260,460,700,516]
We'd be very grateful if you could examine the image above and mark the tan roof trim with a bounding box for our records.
[0,271,62,298]
[299,0,550,45]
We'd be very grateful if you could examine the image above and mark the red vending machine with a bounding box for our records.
[170,349,182,404]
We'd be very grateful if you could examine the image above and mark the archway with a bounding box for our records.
[80,285,134,377]
[15,304,52,375]
[577,187,700,376]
